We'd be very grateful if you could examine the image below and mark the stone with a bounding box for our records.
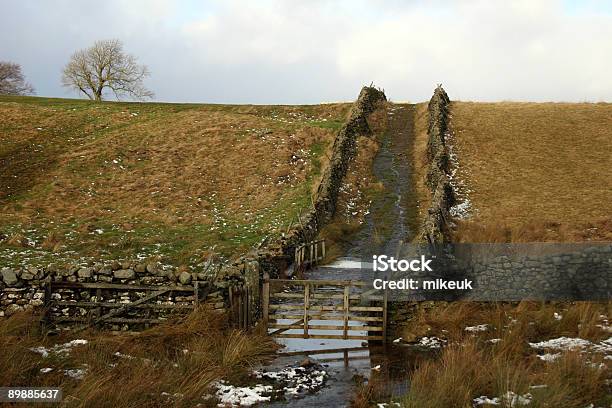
[20,272,35,280]
[146,262,160,274]
[1,268,18,286]
[299,358,315,368]
[134,263,146,273]
[110,261,122,271]
[77,267,93,279]
[98,266,112,276]
[178,272,192,285]
[114,269,135,280]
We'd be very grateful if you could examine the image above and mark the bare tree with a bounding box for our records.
[0,62,35,95]
[62,39,153,101]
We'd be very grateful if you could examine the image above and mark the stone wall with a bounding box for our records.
[1,86,387,324]
[418,85,454,245]
[0,261,224,320]
[225,86,388,279]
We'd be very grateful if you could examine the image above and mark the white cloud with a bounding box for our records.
[2,0,612,102]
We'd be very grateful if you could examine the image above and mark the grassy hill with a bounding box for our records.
[447,102,612,242]
[0,96,351,267]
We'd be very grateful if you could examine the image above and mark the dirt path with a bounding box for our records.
[346,103,417,258]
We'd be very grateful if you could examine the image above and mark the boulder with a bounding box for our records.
[77,267,93,279]
[1,268,18,286]
[113,269,135,280]
[178,272,192,285]
[134,263,146,273]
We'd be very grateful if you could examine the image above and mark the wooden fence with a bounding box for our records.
[262,273,388,342]
[294,239,326,269]
[43,281,210,331]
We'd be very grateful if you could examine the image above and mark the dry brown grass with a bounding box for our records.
[0,308,278,407]
[0,96,351,265]
[448,102,612,242]
[400,301,611,408]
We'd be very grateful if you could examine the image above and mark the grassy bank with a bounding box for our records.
[447,102,612,243]
[0,96,351,267]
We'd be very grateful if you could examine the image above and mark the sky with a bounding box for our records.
[2,0,612,104]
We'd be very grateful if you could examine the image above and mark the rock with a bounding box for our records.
[299,358,315,368]
[114,269,135,280]
[20,272,35,280]
[134,263,146,273]
[178,272,192,285]
[110,261,122,271]
[146,262,160,274]
[121,261,131,270]
[77,267,93,279]
[1,268,18,286]
[98,266,112,276]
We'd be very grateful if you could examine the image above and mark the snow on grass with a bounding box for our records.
[213,364,328,406]
[418,336,447,349]
[30,339,89,358]
[473,391,532,407]
[529,336,612,362]
[465,324,488,333]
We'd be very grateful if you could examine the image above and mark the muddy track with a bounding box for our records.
[346,103,417,258]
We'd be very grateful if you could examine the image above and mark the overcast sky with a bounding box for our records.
[3,0,612,103]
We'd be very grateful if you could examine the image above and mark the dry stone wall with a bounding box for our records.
[1,86,387,324]
[419,85,454,244]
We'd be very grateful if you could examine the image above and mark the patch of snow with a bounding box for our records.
[529,337,591,351]
[487,338,502,344]
[40,367,53,373]
[64,367,87,380]
[537,353,561,362]
[553,312,562,321]
[215,381,273,406]
[30,339,89,358]
[465,324,488,333]
[418,336,446,349]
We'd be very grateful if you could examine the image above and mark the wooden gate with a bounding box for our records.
[43,281,205,331]
[262,274,388,342]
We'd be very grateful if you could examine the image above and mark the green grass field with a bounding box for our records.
[0,96,351,268]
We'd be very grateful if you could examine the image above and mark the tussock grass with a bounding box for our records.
[0,308,277,407]
[0,96,351,266]
[399,301,611,408]
[447,102,612,242]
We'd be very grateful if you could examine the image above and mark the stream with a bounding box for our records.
[263,104,423,406]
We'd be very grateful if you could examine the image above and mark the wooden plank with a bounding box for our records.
[278,346,367,356]
[274,333,384,340]
[270,304,343,311]
[52,301,194,310]
[74,289,169,331]
[270,279,367,287]
[349,306,384,312]
[269,324,383,331]
[271,293,383,301]
[51,282,194,292]
[54,316,167,324]
[269,314,383,322]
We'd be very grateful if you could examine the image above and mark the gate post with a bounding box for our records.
[303,283,310,338]
[262,273,270,332]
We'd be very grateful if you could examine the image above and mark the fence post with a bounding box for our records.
[322,240,326,259]
[262,273,270,332]
[303,283,310,338]
[343,285,350,339]
[382,284,388,344]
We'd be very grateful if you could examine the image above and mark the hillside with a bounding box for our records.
[446,102,612,242]
[0,96,351,267]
